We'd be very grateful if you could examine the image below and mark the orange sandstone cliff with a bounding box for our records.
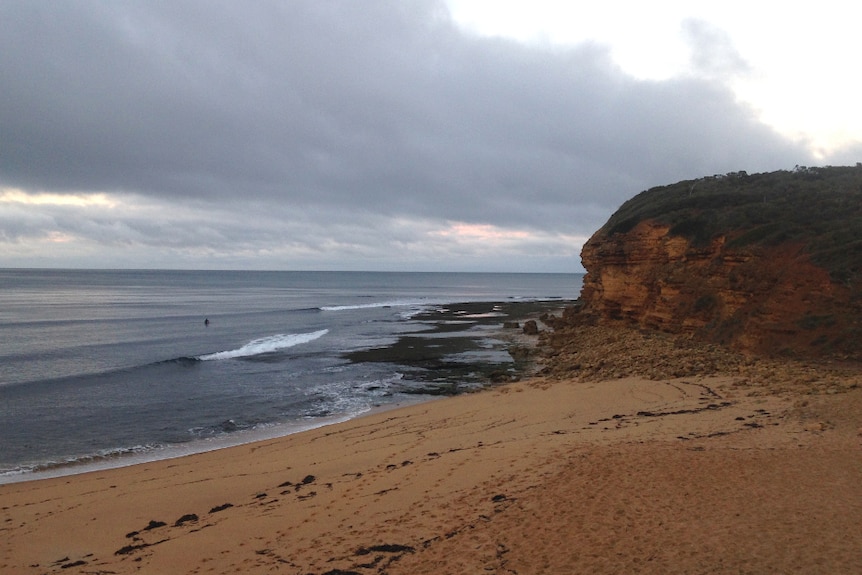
[576,166,862,359]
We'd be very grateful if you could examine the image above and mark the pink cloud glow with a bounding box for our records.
[432,223,532,241]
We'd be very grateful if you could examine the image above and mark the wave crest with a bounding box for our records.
[198,329,328,361]
[319,299,428,312]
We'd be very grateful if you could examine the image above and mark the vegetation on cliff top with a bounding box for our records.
[601,164,862,284]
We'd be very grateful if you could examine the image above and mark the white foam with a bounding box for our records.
[198,329,328,361]
[0,416,350,485]
[319,299,428,312]
[0,398,432,486]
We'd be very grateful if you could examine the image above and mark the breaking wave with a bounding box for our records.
[198,329,328,361]
[319,299,429,312]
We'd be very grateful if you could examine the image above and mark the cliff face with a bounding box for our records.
[578,167,862,360]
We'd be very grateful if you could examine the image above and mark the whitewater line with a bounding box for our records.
[198,329,328,361]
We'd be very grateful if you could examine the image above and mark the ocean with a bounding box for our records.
[0,269,582,483]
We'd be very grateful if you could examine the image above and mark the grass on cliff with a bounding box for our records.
[601,164,862,284]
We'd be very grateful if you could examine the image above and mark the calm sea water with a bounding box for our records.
[0,269,582,483]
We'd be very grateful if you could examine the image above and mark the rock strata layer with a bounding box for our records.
[576,167,862,360]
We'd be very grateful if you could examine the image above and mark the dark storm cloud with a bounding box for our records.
[0,0,817,269]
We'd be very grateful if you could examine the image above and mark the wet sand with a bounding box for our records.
[2,371,861,574]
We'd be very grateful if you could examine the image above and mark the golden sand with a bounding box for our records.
[2,374,861,574]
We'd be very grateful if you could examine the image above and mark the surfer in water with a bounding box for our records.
[204,318,210,326]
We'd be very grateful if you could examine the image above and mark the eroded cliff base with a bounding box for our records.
[539,315,862,397]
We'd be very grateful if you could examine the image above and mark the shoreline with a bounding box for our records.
[3,368,861,574]
[0,299,562,485]
[3,318,861,574]
[0,404,408,486]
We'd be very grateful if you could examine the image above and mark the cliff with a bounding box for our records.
[577,165,862,359]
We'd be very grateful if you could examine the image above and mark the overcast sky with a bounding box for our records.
[1,1,859,272]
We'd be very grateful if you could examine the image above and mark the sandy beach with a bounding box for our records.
[3,353,861,575]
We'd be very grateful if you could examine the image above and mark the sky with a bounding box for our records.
[1,1,860,273]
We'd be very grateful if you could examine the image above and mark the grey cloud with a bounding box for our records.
[682,19,752,80]
[0,1,826,270]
